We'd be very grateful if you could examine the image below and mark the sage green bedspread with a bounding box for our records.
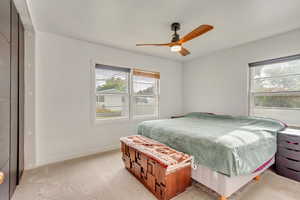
[137,113,286,176]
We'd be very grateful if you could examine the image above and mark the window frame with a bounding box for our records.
[248,54,300,114]
[131,72,160,120]
[90,60,160,124]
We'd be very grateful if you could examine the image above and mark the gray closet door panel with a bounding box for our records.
[0,161,10,200]
[0,2,10,200]
[9,3,19,197]
[18,20,25,181]
[0,0,11,42]
[0,36,10,102]
[0,1,24,199]
[0,101,10,169]
[0,35,10,170]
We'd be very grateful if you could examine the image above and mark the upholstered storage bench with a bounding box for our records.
[120,135,192,200]
[276,128,300,182]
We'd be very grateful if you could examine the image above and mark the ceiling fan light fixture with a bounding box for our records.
[136,23,213,56]
[170,45,182,52]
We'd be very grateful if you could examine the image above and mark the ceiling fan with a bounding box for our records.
[136,23,213,56]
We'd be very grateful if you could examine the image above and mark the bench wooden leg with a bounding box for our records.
[254,175,260,181]
[219,196,227,200]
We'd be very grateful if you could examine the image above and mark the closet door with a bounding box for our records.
[18,19,25,181]
[9,2,19,198]
[0,0,11,199]
[0,34,11,200]
[0,0,11,42]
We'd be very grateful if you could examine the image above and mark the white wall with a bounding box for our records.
[34,31,183,167]
[30,27,300,168]
[183,28,300,124]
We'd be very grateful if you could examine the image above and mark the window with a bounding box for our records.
[93,64,160,121]
[95,64,130,119]
[249,54,300,125]
[132,69,160,117]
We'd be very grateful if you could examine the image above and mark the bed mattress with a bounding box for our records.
[137,112,285,176]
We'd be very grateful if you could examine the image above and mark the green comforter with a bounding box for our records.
[137,113,286,176]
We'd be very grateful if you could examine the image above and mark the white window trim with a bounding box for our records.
[131,73,160,120]
[90,60,131,124]
[90,59,160,124]
[247,55,300,126]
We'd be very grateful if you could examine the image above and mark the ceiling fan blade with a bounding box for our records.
[179,47,190,56]
[179,25,213,44]
[136,43,172,46]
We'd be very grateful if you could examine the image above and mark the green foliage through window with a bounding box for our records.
[254,95,300,108]
[251,57,300,109]
[97,77,127,93]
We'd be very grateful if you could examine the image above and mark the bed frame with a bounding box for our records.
[191,157,275,200]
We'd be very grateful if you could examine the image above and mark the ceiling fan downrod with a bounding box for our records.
[171,22,180,43]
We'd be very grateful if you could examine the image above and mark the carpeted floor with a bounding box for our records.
[12,150,300,200]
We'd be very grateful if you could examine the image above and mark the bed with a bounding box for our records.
[137,112,286,199]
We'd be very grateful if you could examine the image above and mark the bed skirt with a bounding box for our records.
[191,157,275,198]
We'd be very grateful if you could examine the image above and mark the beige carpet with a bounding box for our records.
[12,150,300,200]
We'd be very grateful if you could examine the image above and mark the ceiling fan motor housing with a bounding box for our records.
[171,33,180,43]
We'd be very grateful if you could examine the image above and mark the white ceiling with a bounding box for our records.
[29,0,300,61]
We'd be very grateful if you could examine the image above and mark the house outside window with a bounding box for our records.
[93,64,160,121]
[249,54,300,126]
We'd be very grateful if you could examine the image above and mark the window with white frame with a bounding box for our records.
[132,69,160,117]
[94,64,160,120]
[249,54,300,125]
[95,64,130,119]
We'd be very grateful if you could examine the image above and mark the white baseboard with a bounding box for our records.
[26,143,120,170]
